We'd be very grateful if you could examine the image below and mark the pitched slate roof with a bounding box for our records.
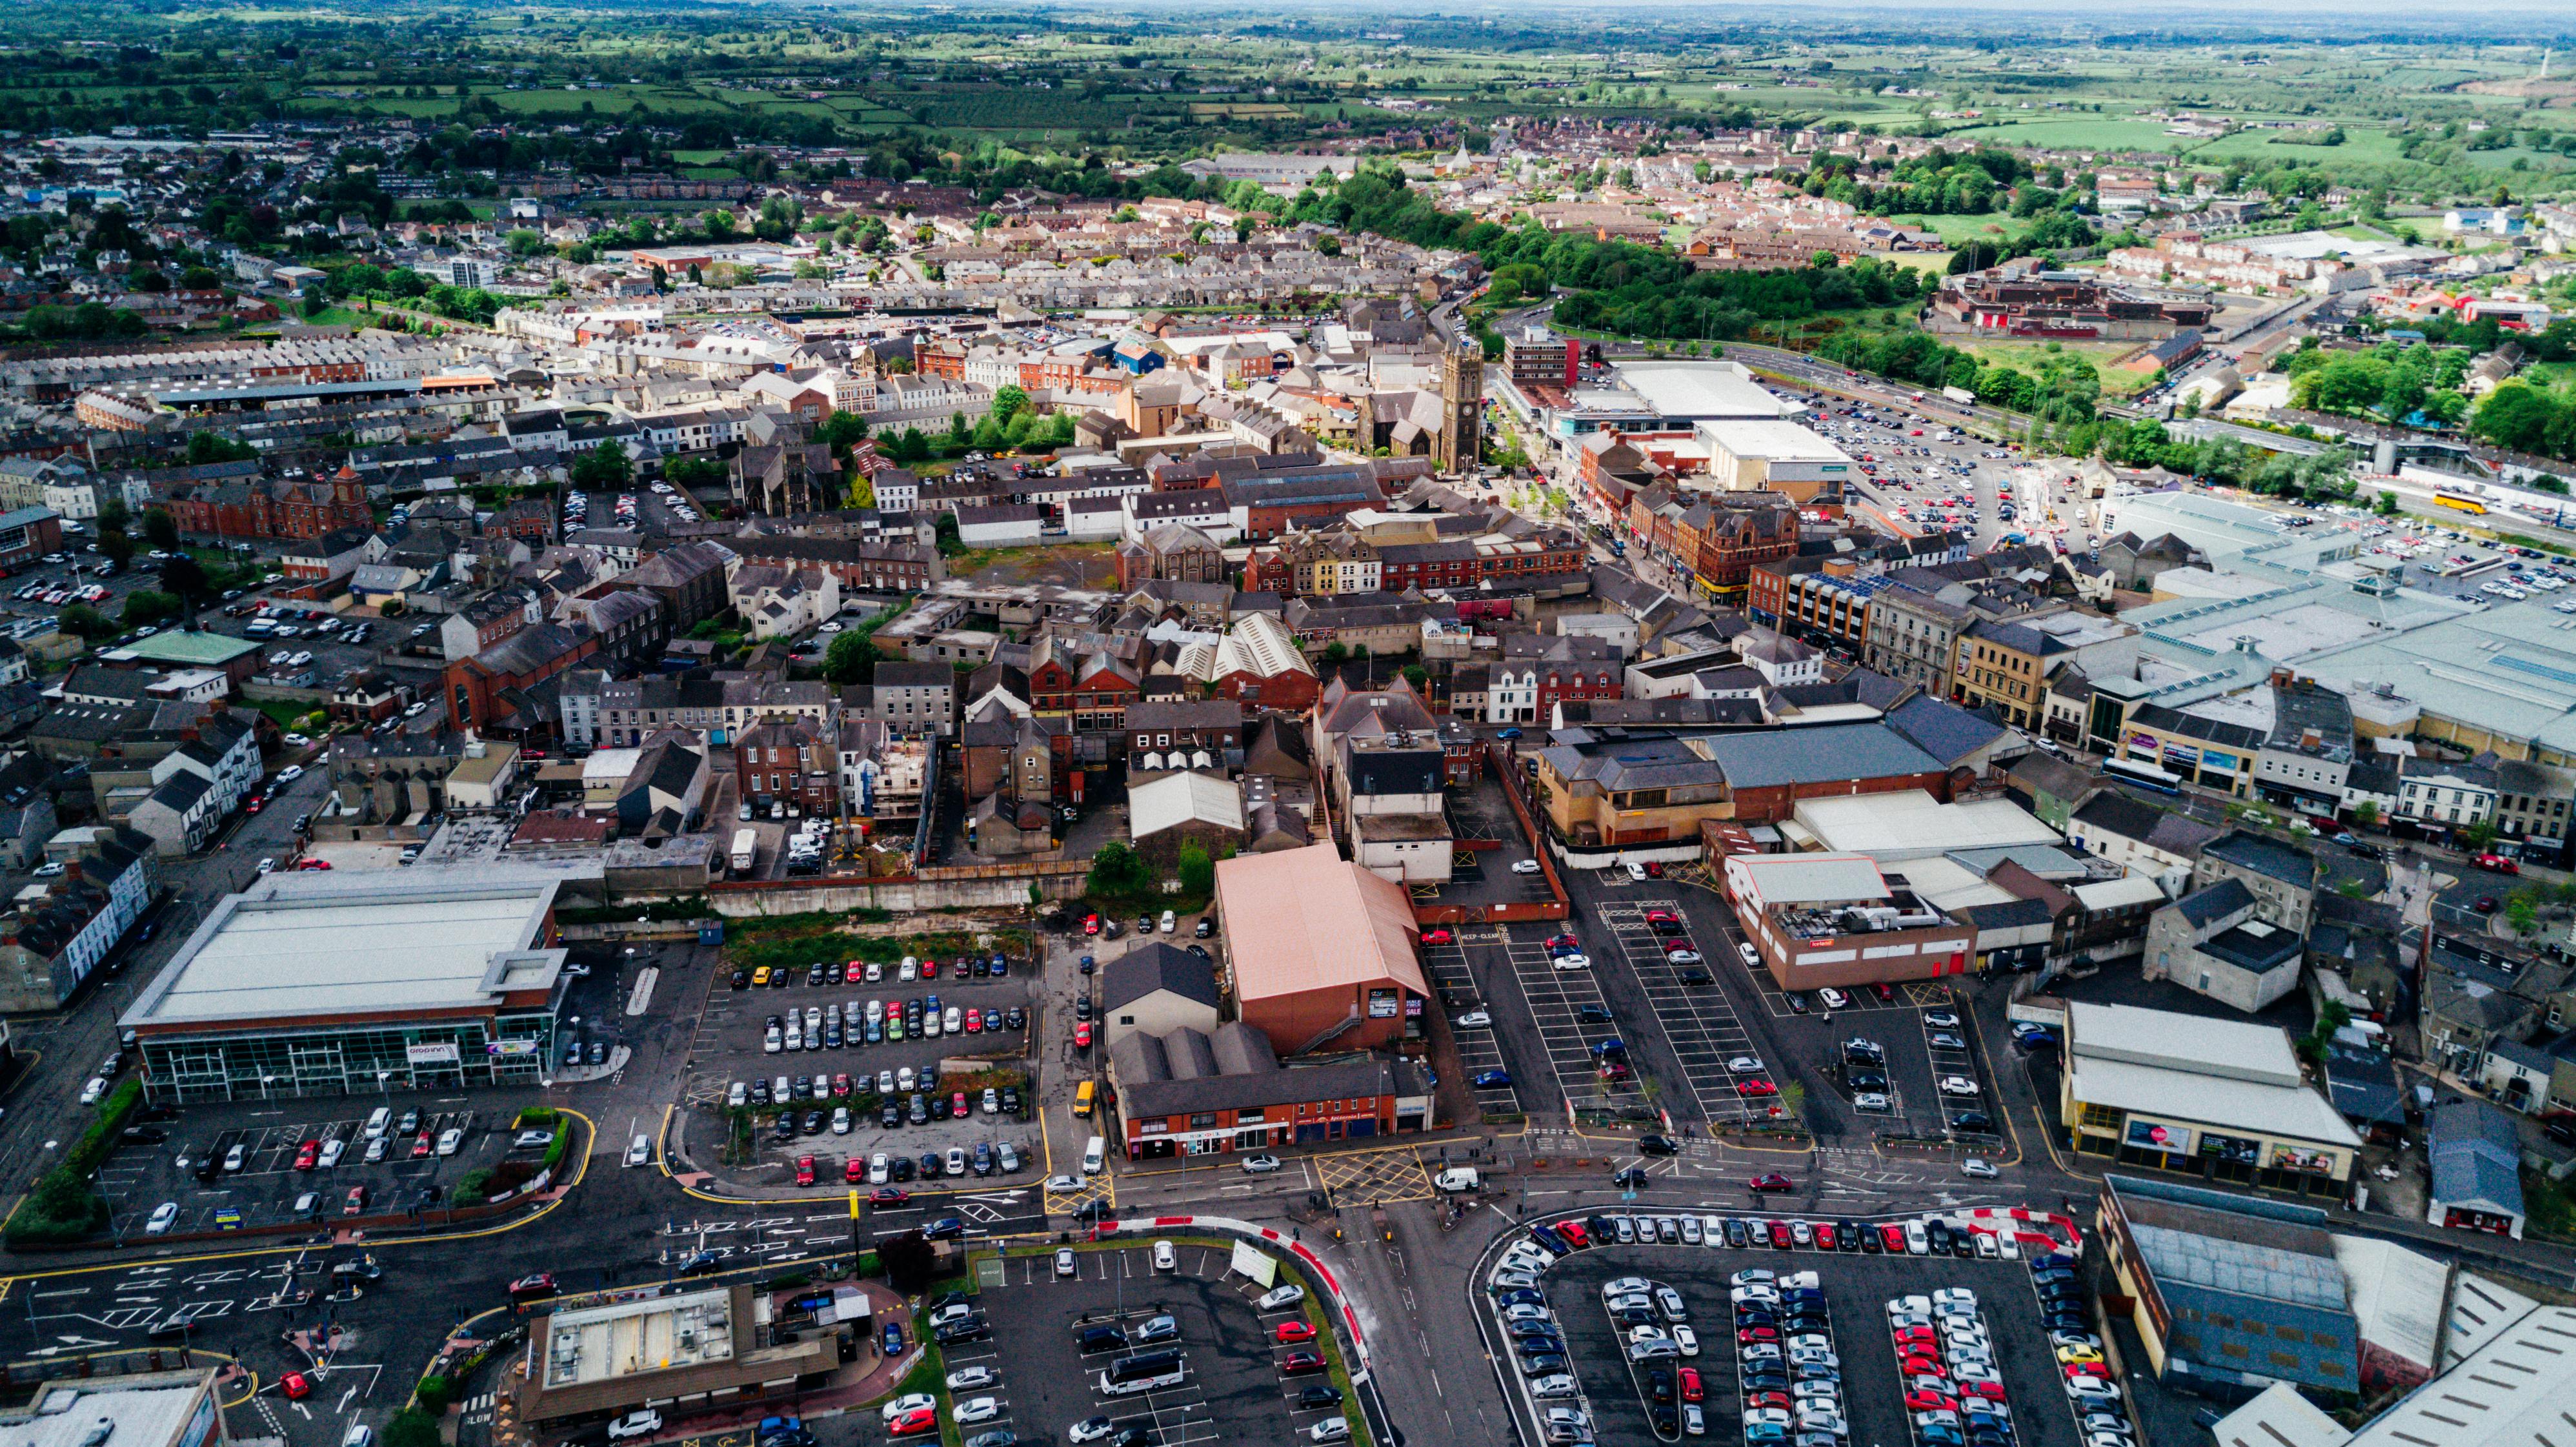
[1101,942,1222,1015]
[2426,1097,2526,1219]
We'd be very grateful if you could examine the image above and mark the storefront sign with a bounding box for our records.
[2269,1145,2339,1176]
[2160,744,2201,769]
[2199,1131,2261,1165]
[406,1042,461,1068]
[2128,732,2162,756]
[2124,1118,2195,1155]
[2200,751,2239,773]
[1404,996,1424,1017]
[1368,987,1400,1018]
[488,1038,538,1058]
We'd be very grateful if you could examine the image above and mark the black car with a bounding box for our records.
[890,1155,916,1182]
[1507,1319,1558,1341]
[1578,1004,1614,1025]
[1295,1385,1342,1410]
[1005,1008,1027,1030]
[1195,917,1216,938]
[121,1126,168,1145]
[921,1216,967,1240]
[1520,1352,1568,1377]
[1001,1087,1023,1113]
[1849,1070,1889,1092]
[1786,992,1809,1013]
[1638,1134,1680,1157]
[1926,1220,1953,1253]
[802,1110,825,1133]
[1953,1110,1995,1133]
[730,969,751,989]
[772,1115,797,1140]
[920,1151,942,1177]
[880,1103,901,1128]
[1678,967,1714,985]
[1611,1166,1650,1188]
[936,1317,992,1346]
[1724,1218,1751,1247]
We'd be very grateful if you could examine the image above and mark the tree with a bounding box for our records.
[1085,841,1155,900]
[823,627,878,685]
[2351,800,2380,827]
[98,528,136,569]
[570,440,633,492]
[932,512,963,557]
[991,385,1029,424]
[381,1410,443,1447]
[1176,842,1214,899]
[878,1229,940,1293]
[815,410,870,452]
[141,509,179,551]
[121,589,181,627]
[56,603,116,640]
[185,432,256,465]
[1312,232,1340,257]
[157,554,212,606]
[2508,894,2539,936]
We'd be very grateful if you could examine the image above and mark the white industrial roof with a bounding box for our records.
[1791,790,2060,863]
[2444,1273,2541,1367]
[1129,769,1245,839]
[2068,1002,2361,1148]
[1615,360,1794,420]
[11,1379,210,1447]
[2070,875,2171,911]
[2213,1382,2351,1447]
[125,872,564,1029]
[1729,852,1889,906]
[1696,417,1853,464]
[2345,1306,2576,1447]
[2332,1235,2447,1377]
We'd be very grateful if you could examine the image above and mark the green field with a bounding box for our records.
[1951,339,2160,396]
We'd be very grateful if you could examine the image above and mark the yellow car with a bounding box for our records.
[752,966,772,986]
[2055,1345,2104,1366]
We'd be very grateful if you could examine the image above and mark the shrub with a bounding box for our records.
[384,1408,443,1447]
[414,1376,452,1413]
[448,1167,499,1206]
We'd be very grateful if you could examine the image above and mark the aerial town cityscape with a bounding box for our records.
[3,8,2576,1447]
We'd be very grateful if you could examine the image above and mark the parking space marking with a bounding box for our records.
[1916,1006,1999,1144]
[1596,903,1773,1125]
[1485,928,1655,1122]
[1418,939,1521,1116]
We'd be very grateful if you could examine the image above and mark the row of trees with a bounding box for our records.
[1811,329,2105,429]
[2286,339,2473,429]
[2097,419,2360,501]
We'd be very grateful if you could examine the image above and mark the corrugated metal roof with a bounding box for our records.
[1731,852,1889,906]
[1214,845,1429,1007]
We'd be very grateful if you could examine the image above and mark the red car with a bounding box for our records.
[951,1091,969,1119]
[1900,1356,1945,1378]
[244,797,263,815]
[1276,1321,1316,1344]
[870,1188,911,1207]
[1679,1367,1704,1402]
[1546,934,1579,951]
[1083,914,1101,936]
[1662,936,1695,954]
[794,1156,816,1186]
[1748,1173,1793,1193]
[1738,1325,1780,1344]
[2065,1361,2111,1380]
[292,1140,319,1170]
[1556,1220,1591,1248]
[281,1373,312,1401]
[964,1008,981,1033]
[832,1073,852,1097]
[1280,1351,1327,1376]
[1813,1222,1836,1251]
[1074,1022,1093,1050]
[921,957,940,978]
[1421,928,1453,945]
[411,1132,433,1159]
[844,1159,865,1183]
[1768,1220,1795,1249]
[889,1410,939,1438]
[1906,1391,1956,1413]
[1746,1392,1792,1412]
[343,1186,369,1217]
[1880,1223,1909,1252]
[1644,909,1678,924]
[845,961,865,982]
[2477,853,2521,875]
[1738,1079,1778,1098]
[1959,1380,2007,1402]
[1895,1329,1939,1350]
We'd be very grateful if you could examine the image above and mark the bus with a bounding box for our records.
[1072,1080,1096,1118]
[1098,1351,1186,1396]
[2433,492,2489,515]
[2102,757,2182,796]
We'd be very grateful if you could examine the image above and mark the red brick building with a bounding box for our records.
[443,623,601,735]
[159,463,373,542]
[734,718,838,818]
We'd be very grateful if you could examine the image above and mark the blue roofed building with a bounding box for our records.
[2099,1173,2362,1398]
[2425,1096,2526,1239]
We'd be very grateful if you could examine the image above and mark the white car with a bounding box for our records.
[145,1201,179,1235]
[1551,953,1590,971]
[277,765,305,782]
[1511,858,1544,875]
[1727,1056,1764,1074]
[1242,1153,1282,1173]
[1937,1076,1980,1097]
[881,1394,937,1422]
[435,1127,462,1155]
[1672,1324,1700,1357]
[1258,1283,1307,1311]
[79,1077,106,1106]
[317,1139,345,1168]
[1455,1009,1492,1028]
[1738,942,1761,966]
[1067,1421,1116,1444]
[954,1399,1001,1426]
[605,1412,662,1442]
[1961,1157,1998,1179]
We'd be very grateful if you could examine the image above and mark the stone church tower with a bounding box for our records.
[1434,338,1484,474]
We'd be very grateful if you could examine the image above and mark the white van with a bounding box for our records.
[363,1106,392,1141]
[1082,1135,1107,1175]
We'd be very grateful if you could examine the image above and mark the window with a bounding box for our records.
[2079,1104,2123,1132]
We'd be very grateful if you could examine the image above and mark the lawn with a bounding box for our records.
[1951,339,2159,396]
[1942,117,2181,152]
[1884,212,2016,247]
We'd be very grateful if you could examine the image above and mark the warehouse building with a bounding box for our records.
[1696,419,1856,504]
[1722,851,1975,990]
[1211,844,1428,1056]
[2062,1002,2362,1193]
[2097,1174,2362,1399]
[121,869,571,1101]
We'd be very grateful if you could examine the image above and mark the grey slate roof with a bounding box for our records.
[2426,1097,2526,1219]
[2172,877,2255,929]
[1101,943,1222,1015]
[1884,693,2007,767]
